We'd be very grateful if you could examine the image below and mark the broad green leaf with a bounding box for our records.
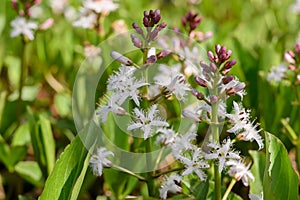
[263,132,298,200]
[12,122,31,146]
[39,127,93,200]
[54,93,72,117]
[15,161,44,187]
[191,179,209,199]
[28,111,55,177]
[249,151,265,195]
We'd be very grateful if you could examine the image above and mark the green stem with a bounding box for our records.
[152,167,185,179]
[222,179,237,200]
[145,137,155,196]
[211,75,221,200]
[18,41,27,123]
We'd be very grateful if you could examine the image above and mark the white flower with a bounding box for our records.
[90,147,114,176]
[72,8,97,29]
[155,64,190,101]
[10,17,38,40]
[171,132,197,158]
[226,102,264,150]
[49,0,69,14]
[127,104,169,139]
[83,0,119,14]
[267,63,287,83]
[204,138,240,172]
[96,94,126,123]
[84,44,101,61]
[249,192,263,200]
[226,159,254,187]
[156,128,176,145]
[178,148,209,181]
[159,174,182,200]
[239,122,264,150]
[291,0,300,13]
[297,74,300,84]
[107,65,148,106]
[220,77,246,99]
[29,5,43,18]
[226,101,250,133]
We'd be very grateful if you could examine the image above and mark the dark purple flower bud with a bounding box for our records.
[222,75,234,84]
[158,22,167,29]
[12,0,18,9]
[143,17,150,27]
[149,29,159,40]
[110,51,133,66]
[224,59,236,69]
[132,23,144,35]
[144,11,149,17]
[210,95,218,103]
[149,10,155,18]
[194,76,207,87]
[157,50,171,59]
[191,88,204,100]
[154,9,161,23]
[131,34,143,48]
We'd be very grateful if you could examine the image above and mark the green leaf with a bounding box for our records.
[15,161,44,187]
[249,151,266,195]
[0,135,27,172]
[263,132,298,200]
[191,179,209,199]
[39,127,93,200]
[54,93,72,117]
[12,122,31,146]
[28,111,55,177]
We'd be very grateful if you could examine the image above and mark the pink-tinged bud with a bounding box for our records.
[215,44,221,54]
[209,95,218,103]
[132,23,143,35]
[284,51,295,64]
[130,34,142,48]
[157,50,171,59]
[110,51,133,66]
[144,11,149,17]
[295,43,300,55]
[224,59,236,69]
[204,31,213,40]
[39,18,54,30]
[288,65,296,71]
[207,51,215,62]
[194,76,207,87]
[210,62,218,72]
[200,61,211,72]
[158,22,167,29]
[12,0,18,9]
[191,88,204,100]
[222,75,234,84]
[226,82,246,95]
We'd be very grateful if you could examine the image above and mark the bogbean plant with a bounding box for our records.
[91,9,264,200]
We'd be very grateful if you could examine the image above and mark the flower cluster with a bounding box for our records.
[267,42,300,85]
[10,0,54,41]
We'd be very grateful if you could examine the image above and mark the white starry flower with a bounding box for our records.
[239,122,264,150]
[226,159,254,187]
[156,128,177,145]
[204,138,240,172]
[90,147,114,176]
[159,174,182,200]
[83,0,119,14]
[171,132,197,158]
[226,102,264,149]
[127,104,169,139]
[72,8,97,29]
[10,17,38,41]
[107,65,148,106]
[178,148,209,181]
[267,63,287,83]
[220,77,246,99]
[226,101,250,134]
[96,94,126,123]
[249,192,263,200]
[155,64,190,101]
